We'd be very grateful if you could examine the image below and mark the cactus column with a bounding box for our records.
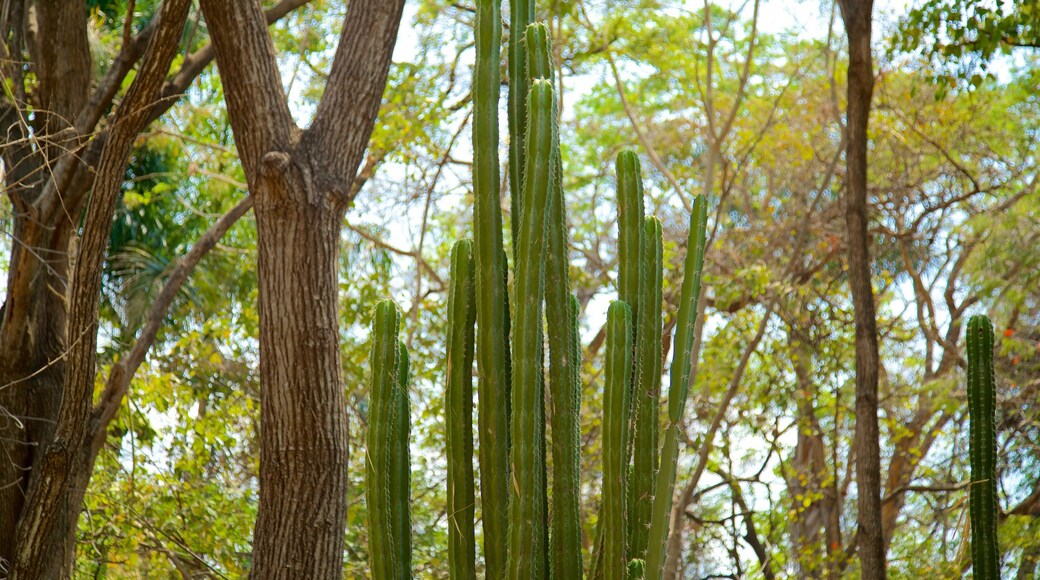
[967,315,1000,579]
[604,301,634,579]
[508,0,535,244]
[472,0,512,575]
[524,21,586,579]
[645,195,708,577]
[446,240,477,578]
[630,216,663,561]
[367,301,412,580]
[507,79,557,580]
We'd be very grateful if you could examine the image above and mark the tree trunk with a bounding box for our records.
[250,150,351,577]
[836,0,884,578]
[0,0,308,571]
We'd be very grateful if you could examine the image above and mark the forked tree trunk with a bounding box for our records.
[199,1,405,575]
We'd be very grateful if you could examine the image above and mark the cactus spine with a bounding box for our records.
[367,301,411,579]
[506,78,556,580]
[604,301,634,579]
[630,216,663,561]
[472,0,511,574]
[967,314,1000,578]
[446,240,477,579]
[645,194,709,578]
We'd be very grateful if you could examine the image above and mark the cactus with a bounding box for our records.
[367,301,411,580]
[967,314,1000,578]
[628,558,646,579]
[509,0,534,245]
[604,301,634,579]
[645,194,709,578]
[506,78,556,580]
[446,240,477,578]
[629,216,663,561]
[523,21,585,578]
[392,341,412,576]
[472,0,511,574]
[616,150,646,339]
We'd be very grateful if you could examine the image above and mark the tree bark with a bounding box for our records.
[836,0,885,578]
[0,0,312,570]
[198,1,404,576]
[9,2,192,576]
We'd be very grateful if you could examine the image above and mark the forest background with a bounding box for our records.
[0,0,1038,577]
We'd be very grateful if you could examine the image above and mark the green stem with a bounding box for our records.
[473,1,511,574]
[447,240,477,579]
[367,301,402,580]
[391,340,412,578]
[604,300,634,580]
[508,0,534,247]
[967,314,1000,579]
[507,79,556,580]
[645,195,708,578]
[629,216,663,561]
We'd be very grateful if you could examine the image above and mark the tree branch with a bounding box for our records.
[308,0,407,187]
[198,0,296,179]
[88,196,253,457]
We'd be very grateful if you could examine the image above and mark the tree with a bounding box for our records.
[836,0,885,578]
[197,1,405,576]
[895,0,1040,88]
[0,0,308,573]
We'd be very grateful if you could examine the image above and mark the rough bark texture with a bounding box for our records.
[198,1,404,576]
[9,2,192,576]
[836,1,885,578]
[0,0,310,572]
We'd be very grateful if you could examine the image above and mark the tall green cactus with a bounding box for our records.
[630,216,663,561]
[506,78,556,580]
[367,301,412,580]
[446,240,477,579]
[526,21,586,579]
[604,301,634,579]
[472,0,511,574]
[509,0,534,245]
[645,194,709,578]
[967,314,1000,578]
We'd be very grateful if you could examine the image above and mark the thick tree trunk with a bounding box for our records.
[0,1,312,571]
[250,150,350,577]
[836,1,885,578]
[199,1,404,575]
